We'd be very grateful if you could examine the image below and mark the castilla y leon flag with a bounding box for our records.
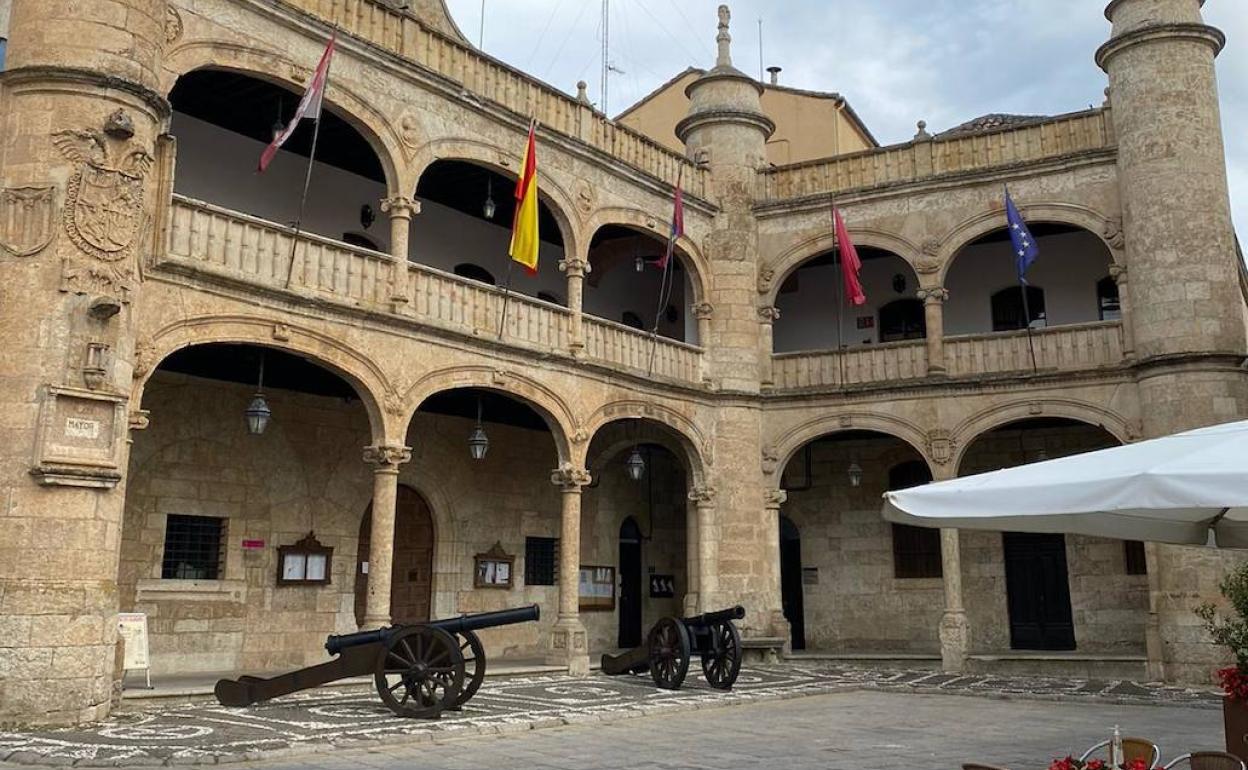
[509,121,540,275]
[834,207,867,306]
[258,33,336,173]
[655,171,684,271]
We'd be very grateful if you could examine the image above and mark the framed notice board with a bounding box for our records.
[578,565,615,612]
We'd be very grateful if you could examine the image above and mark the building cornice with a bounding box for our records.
[1096,23,1225,71]
[1,66,172,119]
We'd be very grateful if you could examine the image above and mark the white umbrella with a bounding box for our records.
[881,419,1248,548]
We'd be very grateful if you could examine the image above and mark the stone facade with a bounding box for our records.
[0,0,1246,726]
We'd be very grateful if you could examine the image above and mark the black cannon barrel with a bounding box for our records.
[325,604,541,656]
[681,605,746,628]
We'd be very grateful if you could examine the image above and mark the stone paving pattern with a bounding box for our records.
[0,665,1222,767]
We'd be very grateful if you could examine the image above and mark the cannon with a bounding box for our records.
[214,604,539,719]
[601,606,744,691]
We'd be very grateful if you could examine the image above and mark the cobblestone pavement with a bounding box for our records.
[0,665,1223,767]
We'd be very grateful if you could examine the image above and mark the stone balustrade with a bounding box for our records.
[278,0,703,192]
[761,109,1115,201]
[772,340,929,390]
[582,316,703,384]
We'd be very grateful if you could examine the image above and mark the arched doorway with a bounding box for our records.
[779,516,804,650]
[585,224,700,344]
[355,486,435,626]
[618,517,644,648]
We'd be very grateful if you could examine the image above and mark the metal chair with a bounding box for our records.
[1163,752,1247,770]
[1081,738,1161,769]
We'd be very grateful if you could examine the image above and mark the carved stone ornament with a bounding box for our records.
[764,488,788,509]
[1109,262,1128,284]
[272,323,292,341]
[574,179,595,215]
[383,391,405,418]
[551,463,592,489]
[363,444,412,468]
[53,110,153,263]
[165,6,184,44]
[128,409,151,432]
[132,340,156,380]
[688,486,716,505]
[758,306,781,323]
[916,287,949,304]
[1102,216,1125,251]
[60,256,135,304]
[0,186,57,257]
[757,267,775,294]
[926,430,956,467]
[398,110,421,151]
[380,196,420,219]
[692,302,715,321]
[761,445,779,475]
[558,257,590,276]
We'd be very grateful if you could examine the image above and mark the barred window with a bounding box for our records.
[524,537,559,586]
[1124,540,1148,575]
[889,461,942,579]
[162,515,225,580]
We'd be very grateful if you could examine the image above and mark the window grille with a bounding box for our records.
[524,536,559,586]
[161,514,225,580]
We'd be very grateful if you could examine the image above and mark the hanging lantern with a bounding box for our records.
[483,178,497,220]
[469,398,490,460]
[626,447,646,481]
[634,254,645,272]
[246,353,271,435]
[847,461,863,488]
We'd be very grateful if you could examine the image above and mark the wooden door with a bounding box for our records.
[618,517,643,648]
[779,516,806,650]
[1003,532,1076,651]
[355,486,434,627]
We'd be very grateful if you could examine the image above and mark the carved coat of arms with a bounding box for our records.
[0,186,57,257]
[52,112,153,263]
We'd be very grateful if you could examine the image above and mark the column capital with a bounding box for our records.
[550,463,592,489]
[363,443,412,470]
[558,257,591,277]
[764,488,787,509]
[688,485,716,505]
[693,302,715,321]
[380,196,420,219]
[757,305,780,324]
[916,287,949,305]
[1109,262,1128,284]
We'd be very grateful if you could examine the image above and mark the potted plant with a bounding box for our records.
[1195,560,1248,762]
[1047,759,1149,770]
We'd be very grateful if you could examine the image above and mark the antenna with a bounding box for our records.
[600,0,610,114]
[479,0,485,48]
[758,18,764,82]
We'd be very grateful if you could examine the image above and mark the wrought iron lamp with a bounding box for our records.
[245,353,271,435]
[847,461,863,488]
[468,397,490,460]
[625,446,646,481]
[483,178,496,220]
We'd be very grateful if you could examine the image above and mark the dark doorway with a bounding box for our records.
[618,517,643,648]
[1002,532,1076,651]
[779,516,805,650]
[355,486,435,627]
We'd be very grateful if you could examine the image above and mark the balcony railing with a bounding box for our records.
[761,110,1115,202]
[163,196,703,382]
[276,0,703,193]
[771,321,1125,390]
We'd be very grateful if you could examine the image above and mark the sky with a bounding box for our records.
[445,0,1248,237]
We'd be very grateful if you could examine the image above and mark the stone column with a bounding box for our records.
[693,302,715,381]
[362,443,412,628]
[558,255,590,357]
[549,464,591,674]
[686,486,717,615]
[938,529,969,672]
[757,306,779,389]
[381,196,418,310]
[763,488,790,645]
[916,287,949,375]
[1108,263,1136,357]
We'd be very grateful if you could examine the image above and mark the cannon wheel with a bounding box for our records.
[648,617,691,690]
[374,625,464,719]
[700,619,742,690]
[448,630,486,709]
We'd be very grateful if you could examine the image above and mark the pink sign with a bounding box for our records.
[241,539,265,550]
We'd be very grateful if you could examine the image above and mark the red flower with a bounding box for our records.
[1049,757,1077,770]
[1216,666,1248,702]
[1121,759,1148,770]
[1085,760,1107,770]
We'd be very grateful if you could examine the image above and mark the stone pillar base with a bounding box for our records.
[682,592,700,618]
[547,616,591,675]
[939,609,969,673]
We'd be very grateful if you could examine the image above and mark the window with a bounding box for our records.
[888,461,942,579]
[524,537,559,586]
[1124,540,1148,575]
[537,291,563,305]
[621,311,645,330]
[991,286,1047,332]
[1097,276,1122,322]
[162,515,225,580]
[342,232,381,251]
[453,263,496,285]
[879,299,926,342]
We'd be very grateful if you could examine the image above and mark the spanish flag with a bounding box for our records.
[509,121,540,275]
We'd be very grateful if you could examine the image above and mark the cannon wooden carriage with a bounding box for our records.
[214,604,539,719]
[600,606,744,690]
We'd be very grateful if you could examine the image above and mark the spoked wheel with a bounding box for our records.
[648,617,691,690]
[374,626,464,719]
[700,619,742,690]
[448,630,486,710]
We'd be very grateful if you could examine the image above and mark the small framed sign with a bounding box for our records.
[277,532,333,587]
[474,542,515,589]
[578,565,615,611]
[649,574,675,598]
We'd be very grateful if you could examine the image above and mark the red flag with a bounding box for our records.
[655,173,684,271]
[834,208,867,306]
[259,34,336,173]
[509,121,540,276]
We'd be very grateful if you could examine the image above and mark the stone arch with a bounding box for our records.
[584,207,711,306]
[762,228,924,308]
[768,412,934,483]
[402,366,575,465]
[952,399,1133,471]
[579,401,711,484]
[936,202,1122,285]
[409,137,581,258]
[162,40,404,193]
[137,315,397,442]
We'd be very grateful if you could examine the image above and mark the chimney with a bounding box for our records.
[766,66,782,85]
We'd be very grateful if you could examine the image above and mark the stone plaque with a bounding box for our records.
[31,385,127,488]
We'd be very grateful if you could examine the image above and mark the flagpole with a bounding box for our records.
[498,117,537,341]
[647,168,683,378]
[284,31,336,290]
[832,203,847,390]
[1019,278,1039,374]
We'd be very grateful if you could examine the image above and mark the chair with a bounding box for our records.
[1163,752,1247,770]
[1081,738,1161,769]
[962,764,1011,770]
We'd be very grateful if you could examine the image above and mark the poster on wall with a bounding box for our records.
[578,565,615,611]
[649,574,675,598]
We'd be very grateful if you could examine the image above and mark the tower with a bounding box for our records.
[0,0,169,724]
[1098,0,1248,682]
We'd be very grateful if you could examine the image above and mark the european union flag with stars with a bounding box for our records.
[1005,188,1040,284]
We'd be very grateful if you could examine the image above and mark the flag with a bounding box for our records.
[1005,187,1040,284]
[834,208,867,306]
[259,34,336,173]
[509,121,540,275]
[655,174,684,271]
